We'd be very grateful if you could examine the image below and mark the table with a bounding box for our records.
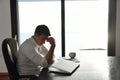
[38,55,120,80]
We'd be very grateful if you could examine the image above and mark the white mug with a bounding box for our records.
[69,52,76,59]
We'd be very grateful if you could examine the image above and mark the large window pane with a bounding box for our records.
[18,1,61,57]
[65,0,109,56]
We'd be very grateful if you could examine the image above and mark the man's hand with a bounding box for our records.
[47,37,55,47]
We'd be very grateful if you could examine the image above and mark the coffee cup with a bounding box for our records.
[69,52,76,59]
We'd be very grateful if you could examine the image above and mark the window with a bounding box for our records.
[65,0,109,56]
[18,0,109,57]
[18,0,61,57]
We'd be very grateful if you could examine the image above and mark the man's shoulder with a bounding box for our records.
[20,37,34,47]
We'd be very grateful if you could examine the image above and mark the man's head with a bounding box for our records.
[34,25,51,36]
[34,25,51,45]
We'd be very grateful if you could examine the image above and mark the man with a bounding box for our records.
[17,25,55,77]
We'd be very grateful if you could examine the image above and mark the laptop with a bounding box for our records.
[49,59,80,75]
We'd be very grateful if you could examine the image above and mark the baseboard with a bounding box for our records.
[0,73,9,76]
[0,73,9,80]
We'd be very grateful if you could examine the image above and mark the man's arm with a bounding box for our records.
[45,37,55,64]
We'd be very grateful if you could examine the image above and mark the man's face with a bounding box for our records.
[37,34,48,45]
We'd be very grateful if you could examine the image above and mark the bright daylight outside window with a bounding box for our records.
[18,0,109,57]
[65,0,109,56]
[18,0,61,57]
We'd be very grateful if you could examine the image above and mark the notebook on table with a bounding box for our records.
[49,59,80,75]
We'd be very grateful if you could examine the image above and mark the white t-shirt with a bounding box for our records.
[17,37,48,75]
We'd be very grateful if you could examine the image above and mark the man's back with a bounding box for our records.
[17,37,48,75]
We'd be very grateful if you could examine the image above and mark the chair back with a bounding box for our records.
[2,38,19,80]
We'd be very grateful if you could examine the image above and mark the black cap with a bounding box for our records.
[35,25,51,36]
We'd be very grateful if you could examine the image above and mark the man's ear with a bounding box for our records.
[34,33,39,36]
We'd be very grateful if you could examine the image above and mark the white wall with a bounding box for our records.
[0,0,11,72]
[116,0,120,56]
